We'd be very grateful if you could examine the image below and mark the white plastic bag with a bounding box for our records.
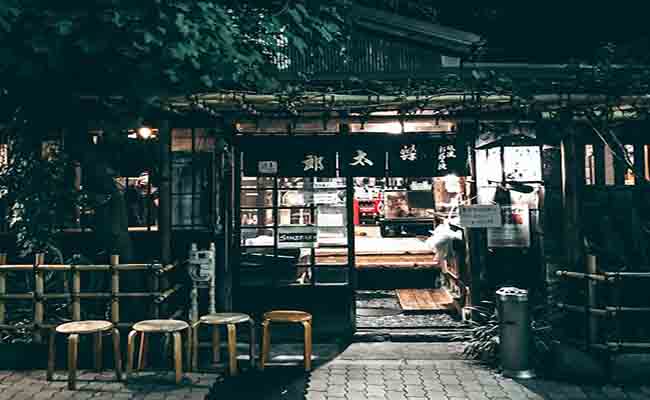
[426,222,462,262]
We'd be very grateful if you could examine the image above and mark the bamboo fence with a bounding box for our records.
[555,267,650,352]
[0,253,182,343]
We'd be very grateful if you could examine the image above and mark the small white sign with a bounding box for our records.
[313,192,341,205]
[258,160,278,174]
[459,205,502,228]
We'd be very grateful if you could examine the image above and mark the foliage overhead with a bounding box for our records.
[0,0,344,101]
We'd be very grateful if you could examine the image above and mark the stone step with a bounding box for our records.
[353,328,472,343]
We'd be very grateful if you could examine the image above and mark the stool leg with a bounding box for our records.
[47,330,56,381]
[260,320,270,370]
[227,324,238,376]
[126,330,138,379]
[112,328,122,381]
[212,326,220,364]
[172,332,183,384]
[67,334,79,390]
[185,328,192,372]
[248,319,256,369]
[137,332,147,371]
[94,332,103,372]
[191,324,199,371]
[302,321,312,371]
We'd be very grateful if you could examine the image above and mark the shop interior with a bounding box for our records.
[239,173,467,327]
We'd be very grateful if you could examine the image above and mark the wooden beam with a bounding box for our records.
[561,124,584,272]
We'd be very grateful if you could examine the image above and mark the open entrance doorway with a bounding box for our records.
[352,176,467,330]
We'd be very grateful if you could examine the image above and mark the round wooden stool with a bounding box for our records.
[260,310,312,371]
[191,313,255,375]
[47,320,122,390]
[126,319,190,384]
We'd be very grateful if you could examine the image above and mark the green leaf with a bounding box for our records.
[55,20,73,36]
[200,74,213,87]
[287,8,302,25]
[143,31,155,44]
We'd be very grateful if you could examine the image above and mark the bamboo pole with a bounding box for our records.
[605,272,650,279]
[0,253,6,324]
[34,253,45,343]
[555,270,608,282]
[556,303,608,316]
[0,263,168,271]
[72,261,81,321]
[586,255,599,345]
[111,255,119,325]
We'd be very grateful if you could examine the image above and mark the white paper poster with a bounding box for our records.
[459,205,502,228]
[487,205,530,247]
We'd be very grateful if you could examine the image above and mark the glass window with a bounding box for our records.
[239,174,349,286]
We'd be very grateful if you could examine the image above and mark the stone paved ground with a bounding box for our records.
[0,370,216,400]
[3,343,650,399]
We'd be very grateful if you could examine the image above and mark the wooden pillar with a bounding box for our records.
[0,253,6,324]
[634,143,645,185]
[594,142,606,186]
[159,120,172,265]
[464,137,485,311]
[159,121,172,317]
[218,122,237,312]
[561,123,584,272]
[342,117,357,335]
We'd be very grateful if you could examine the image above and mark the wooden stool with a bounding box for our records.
[47,320,122,390]
[126,319,190,384]
[260,310,312,371]
[191,313,255,375]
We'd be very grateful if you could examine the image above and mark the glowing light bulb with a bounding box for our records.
[138,126,152,139]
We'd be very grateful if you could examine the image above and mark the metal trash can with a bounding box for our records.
[496,287,535,379]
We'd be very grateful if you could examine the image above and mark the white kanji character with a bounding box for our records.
[303,154,324,171]
[400,144,417,161]
[438,145,456,171]
[350,150,374,166]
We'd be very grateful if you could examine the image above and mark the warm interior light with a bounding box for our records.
[443,174,461,193]
[383,121,403,134]
[138,126,153,139]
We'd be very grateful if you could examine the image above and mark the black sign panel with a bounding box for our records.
[239,135,465,178]
[435,143,466,176]
[280,147,337,177]
[388,142,437,177]
[340,141,386,177]
[243,149,276,176]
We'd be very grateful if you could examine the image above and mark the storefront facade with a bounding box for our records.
[228,122,471,338]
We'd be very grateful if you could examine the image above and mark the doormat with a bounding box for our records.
[356,307,402,317]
